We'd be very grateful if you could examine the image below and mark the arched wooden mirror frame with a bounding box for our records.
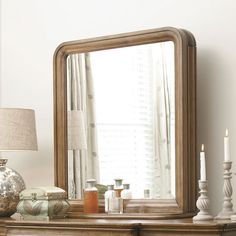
[53,27,197,219]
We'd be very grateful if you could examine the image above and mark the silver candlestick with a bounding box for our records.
[215,161,235,220]
[193,180,213,221]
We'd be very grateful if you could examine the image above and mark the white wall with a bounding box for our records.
[1,0,236,216]
[0,0,2,100]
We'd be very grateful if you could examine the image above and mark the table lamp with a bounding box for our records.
[67,110,87,150]
[0,108,38,216]
[67,110,87,199]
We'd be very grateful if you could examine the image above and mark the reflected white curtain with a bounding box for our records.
[153,43,174,199]
[67,53,100,199]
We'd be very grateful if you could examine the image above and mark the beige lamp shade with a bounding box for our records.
[0,108,38,151]
[68,110,87,150]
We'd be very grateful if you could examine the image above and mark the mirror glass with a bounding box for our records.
[66,41,175,200]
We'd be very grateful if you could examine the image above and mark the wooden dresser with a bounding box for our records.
[1,216,236,236]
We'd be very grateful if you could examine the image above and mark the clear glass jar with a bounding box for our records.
[104,185,115,213]
[121,183,132,199]
[83,179,99,213]
[108,191,123,214]
[114,178,123,197]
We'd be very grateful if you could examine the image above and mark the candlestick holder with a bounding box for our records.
[193,180,213,221]
[215,161,235,220]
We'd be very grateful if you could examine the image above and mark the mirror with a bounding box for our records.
[54,27,197,217]
[67,42,175,200]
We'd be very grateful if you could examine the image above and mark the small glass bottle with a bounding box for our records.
[114,178,123,197]
[83,179,99,213]
[108,191,123,214]
[144,189,150,199]
[121,184,132,199]
[104,185,115,213]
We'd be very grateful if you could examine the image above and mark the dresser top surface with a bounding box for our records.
[1,214,236,230]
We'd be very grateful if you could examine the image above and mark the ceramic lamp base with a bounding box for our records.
[0,158,26,217]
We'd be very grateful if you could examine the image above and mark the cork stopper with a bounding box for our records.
[123,184,130,190]
[0,158,8,167]
[86,179,96,188]
[114,178,123,187]
[107,184,114,191]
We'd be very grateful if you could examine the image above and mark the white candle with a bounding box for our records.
[224,129,230,162]
[200,144,206,181]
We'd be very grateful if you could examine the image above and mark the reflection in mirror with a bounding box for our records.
[67,41,175,200]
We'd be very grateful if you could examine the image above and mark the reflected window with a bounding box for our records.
[90,42,175,199]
